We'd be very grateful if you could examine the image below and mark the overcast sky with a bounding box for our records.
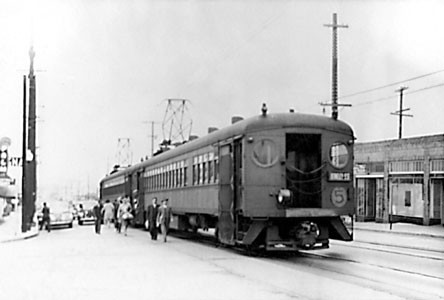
[1,0,444,200]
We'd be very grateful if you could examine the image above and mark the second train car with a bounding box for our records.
[100,108,355,251]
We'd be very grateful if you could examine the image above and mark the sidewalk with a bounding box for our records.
[0,208,39,243]
[353,221,444,239]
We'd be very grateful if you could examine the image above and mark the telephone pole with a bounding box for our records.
[21,47,37,232]
[391,86,413,139]
[324,13,349,120]
[21,75,27,232]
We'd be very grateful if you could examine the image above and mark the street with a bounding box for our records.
[0,224,443,300]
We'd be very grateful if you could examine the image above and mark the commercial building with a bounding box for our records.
[354,134,444,226]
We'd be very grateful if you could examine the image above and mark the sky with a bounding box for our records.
[1,0,444,201]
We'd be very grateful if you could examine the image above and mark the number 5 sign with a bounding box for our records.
[331,187,347,207]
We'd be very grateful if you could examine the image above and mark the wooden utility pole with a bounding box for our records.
[27,46,37,230]
[324,13,349,120]
[21,75,27,233]
[391,86,413,139]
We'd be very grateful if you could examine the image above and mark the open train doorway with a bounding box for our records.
[286,134,322,208]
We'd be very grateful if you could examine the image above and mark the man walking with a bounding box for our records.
[146,197,159,240]
[39,202,51,232]
[92,200,103,234]
[157,198,172,242]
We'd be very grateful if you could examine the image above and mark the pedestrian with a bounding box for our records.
[157,198,172,242]
[101,199,114,228]
[146,197,159,240]
[92,200,103,234]
[39,202,51,232]
[113,198,121,233]
[118,197,133,236]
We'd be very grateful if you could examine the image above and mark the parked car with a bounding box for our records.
[37,202,74,229]
[77,200,97,225]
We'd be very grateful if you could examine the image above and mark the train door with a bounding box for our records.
[134,170,145,226]
[218,138,242,245]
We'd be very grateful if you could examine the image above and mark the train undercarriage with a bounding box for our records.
[173,213,353,252]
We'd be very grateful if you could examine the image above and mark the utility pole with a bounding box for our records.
[27,46,37,230]
[391,86,413,139]
[21,75,27,232]
[324,13,349,120]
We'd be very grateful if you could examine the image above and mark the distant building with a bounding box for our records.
[354,134,444,226]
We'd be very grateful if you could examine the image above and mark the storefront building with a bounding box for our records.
[354,134,444,226]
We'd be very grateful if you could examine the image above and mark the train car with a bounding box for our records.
[99,107,355,251]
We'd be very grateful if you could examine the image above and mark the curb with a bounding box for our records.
[354,227,444,239]
[0,229,39,243]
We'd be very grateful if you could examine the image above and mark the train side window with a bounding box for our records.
[193,159,197,185]
[202,161,206,184]
[214,157,219,183]
[208,160,213,183]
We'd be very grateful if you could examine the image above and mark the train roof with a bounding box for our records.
[100,112,353,183]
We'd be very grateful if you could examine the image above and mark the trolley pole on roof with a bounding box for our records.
[324,13,349,120]
[391,86,413,139]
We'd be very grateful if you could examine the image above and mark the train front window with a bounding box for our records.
[286,134,322,208]
[329,142,349,169]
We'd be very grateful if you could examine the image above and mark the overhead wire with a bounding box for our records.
[339,69,444,100]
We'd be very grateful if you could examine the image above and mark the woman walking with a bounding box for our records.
[118,197,133,236]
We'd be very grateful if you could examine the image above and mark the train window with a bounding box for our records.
[252,139,279,168]
[193,164,197,185]
[329,142,349,169]
[214,157,219,183]
[208,160,213,183]
[202,162,207,184]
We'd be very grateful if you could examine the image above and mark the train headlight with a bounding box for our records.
[277,189,291,204]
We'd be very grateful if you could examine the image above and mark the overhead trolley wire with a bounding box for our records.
[353,81,444,107]
[339,68,444,100]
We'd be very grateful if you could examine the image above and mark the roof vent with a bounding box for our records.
[208,127,218,133]
[231,116,244,124]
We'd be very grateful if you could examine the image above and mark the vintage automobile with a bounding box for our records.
[37,202,74,229]
[77,200,97,225]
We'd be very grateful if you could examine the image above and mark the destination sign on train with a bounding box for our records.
[328,172,351,181]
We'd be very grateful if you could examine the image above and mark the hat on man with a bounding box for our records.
[161,198,169,203]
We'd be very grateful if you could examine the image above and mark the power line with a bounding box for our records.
[353,82,444,107]
[339,69,444,100]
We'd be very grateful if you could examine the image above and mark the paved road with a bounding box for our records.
[1,224,443,300]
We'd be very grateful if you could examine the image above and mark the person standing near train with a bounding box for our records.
[101,199,114,228]
[157,198,172,242]
[146,197,159,240]
[118,197,133,236]
[92,200,103,234]
[113,198,121,233]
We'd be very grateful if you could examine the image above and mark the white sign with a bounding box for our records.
[9,157,22,167]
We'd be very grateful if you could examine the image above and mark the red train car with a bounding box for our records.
[100,109,355,251]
